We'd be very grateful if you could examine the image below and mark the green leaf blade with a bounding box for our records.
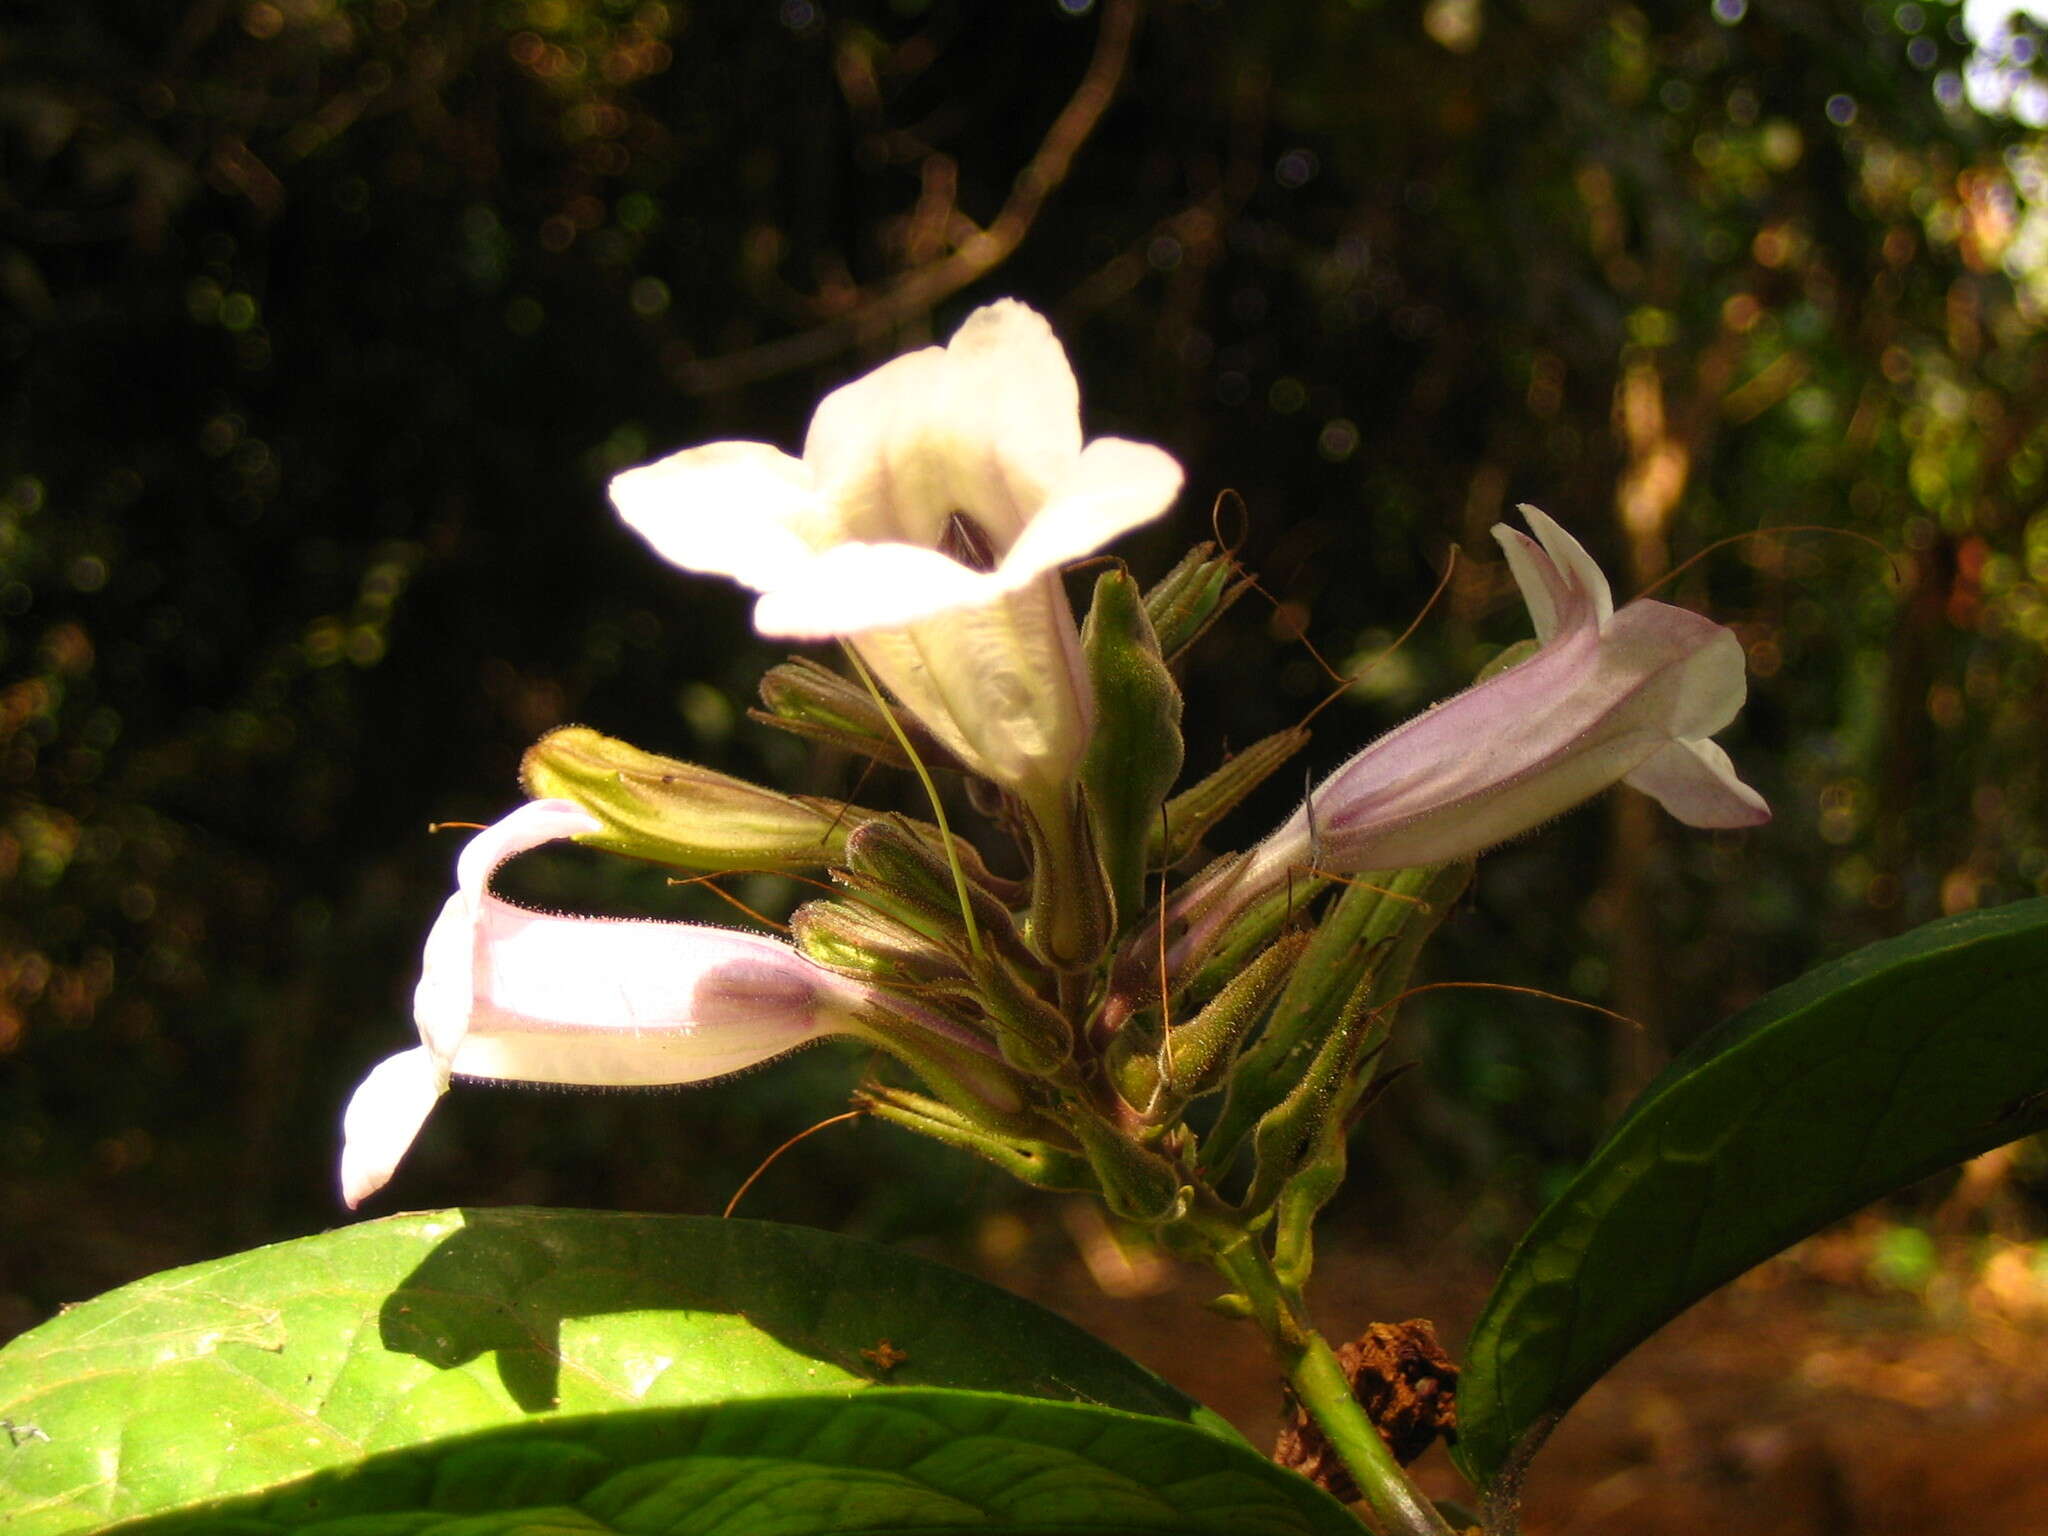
[1457,899,2048,1489]
[99,1394,1357,1536]
[0,1210,1242,1535]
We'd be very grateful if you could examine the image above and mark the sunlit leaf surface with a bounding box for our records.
[0,1208,1244,1535]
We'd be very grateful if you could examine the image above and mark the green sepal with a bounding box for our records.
[1081,569,1185,932]
[753,655,963,772]
[1024,791,1118,971]
[1206,863,1463,1176]
[855,1084,1096,1191]
[1071,1112,1190,1223]
[973,951,1075,1077]
[1144,541,1248,660]
[1151,728,1312,868]
[1178,865,1328,1007]
[520,725,852,872]
[1204,1290,1257,1320]
[1241,979,1383,1216]
[1117,932,1312,1119]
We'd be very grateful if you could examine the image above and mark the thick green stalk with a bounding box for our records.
[1197,1216,1456,1536]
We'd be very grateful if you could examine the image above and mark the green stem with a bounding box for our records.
[1197,1217,1456,1536]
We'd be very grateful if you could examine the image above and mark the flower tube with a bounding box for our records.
[339,800,1003,1208]
[1174,507,1768,964]
[609,301,1183,819]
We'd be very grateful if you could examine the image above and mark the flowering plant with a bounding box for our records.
[8,303,2048,1536]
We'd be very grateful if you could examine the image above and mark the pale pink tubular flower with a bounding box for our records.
[339,800,996,1208]
[609,301,1183,820]
[1177,507,1768,960]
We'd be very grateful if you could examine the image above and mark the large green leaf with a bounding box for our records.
[1456,899,2048,1490]
[100,1392,1358,1536]
[0,1209,1243,1535]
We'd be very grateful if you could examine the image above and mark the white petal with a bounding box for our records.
[1002,438,1185,581]
[803,301,1084,555]
[1624,738,1770,827]
[802,347,962,548]
[412,892,476,1066]
[611,441,826,590]
[1519,506,1615,629]
[849,573,1093,800]
[453,799,603,901]
[1494,526,1571,645]
[750,541,1002,638]
[340,1048,448,1209]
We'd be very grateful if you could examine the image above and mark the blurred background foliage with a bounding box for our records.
[6,0,2048,1334]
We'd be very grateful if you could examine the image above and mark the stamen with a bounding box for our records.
[938,511,999,573]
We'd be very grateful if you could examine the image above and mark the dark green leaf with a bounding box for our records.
[1457,900,2048,1490]
[0,1209,1239,1535]
[103,1392,1360,1536]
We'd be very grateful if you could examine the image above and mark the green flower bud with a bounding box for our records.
[791,898,970,988]
[854,1085,1096,1192]
[973,952,1074,1077]
[520,725,848,871]
[1081,569,1185,933]
[753,656,962,773]
[1024,792,1117,972]
[1144,541,1247,660]
[1122,931,1311,1116]
[841,817,1030,966]
[1206,862,1464,1177]
[1071,1112,1189,1224]
[1152,727,1311,869]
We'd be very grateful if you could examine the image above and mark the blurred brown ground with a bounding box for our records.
[973,1204,2048,1536]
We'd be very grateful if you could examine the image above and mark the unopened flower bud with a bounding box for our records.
[973,953,1073,1077]
[1153,727,1311,870]
[1144,541,1247,660]
[753,656,962,774]
[1115,931,1311,1117]
[841,817,1029,965]
[1071,1113,1189,1223]
[791,898,970,989]
[520,725,848,872]
[1081,569,1184,931]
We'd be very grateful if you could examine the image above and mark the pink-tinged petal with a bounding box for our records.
[1624,738,1770,827]
[1002,438,1185,581]
[1169,519,1766,968]
[751,541,1002,638]
[1521,505,1614,629]
[611,441,825,588]
[1595,607,1748,743]
[339,1047,447,1209]
[451,905,835,1086]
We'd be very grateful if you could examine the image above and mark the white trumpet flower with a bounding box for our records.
[609,300,1183,817]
